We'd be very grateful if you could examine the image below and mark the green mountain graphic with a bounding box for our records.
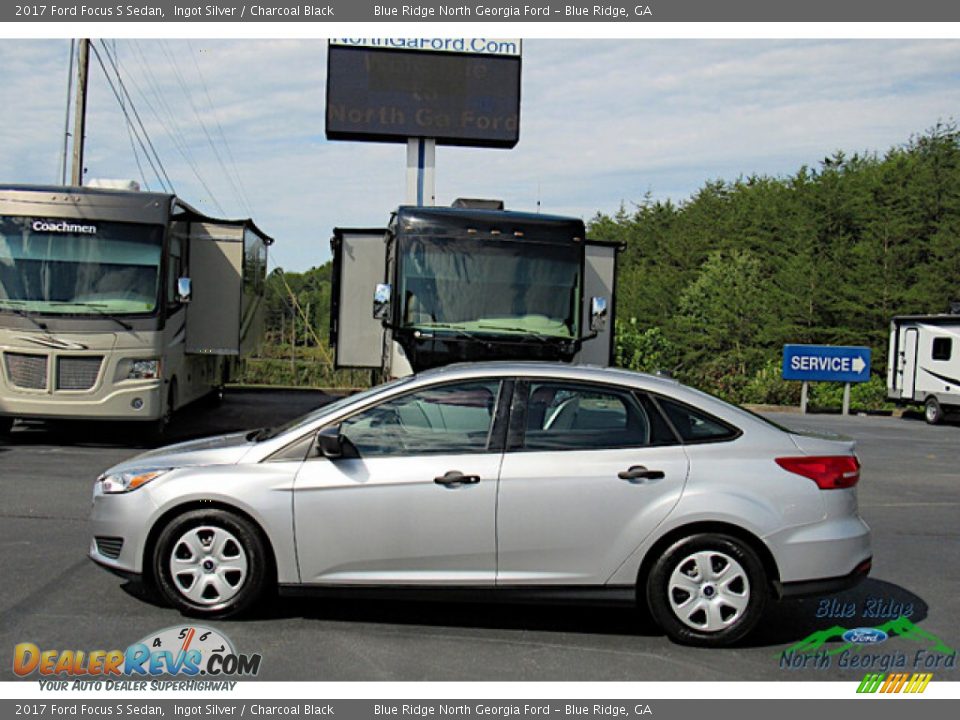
[781,616,955,657]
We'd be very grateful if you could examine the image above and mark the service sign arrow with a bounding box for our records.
[782,344,872,383]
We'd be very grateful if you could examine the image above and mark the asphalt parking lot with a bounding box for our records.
[1,393,957,682]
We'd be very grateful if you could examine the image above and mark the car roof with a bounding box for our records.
[413,361,681,391]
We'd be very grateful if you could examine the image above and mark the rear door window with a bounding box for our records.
[518,381,674,451]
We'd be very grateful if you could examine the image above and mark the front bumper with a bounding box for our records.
[88,482,160,576]
[2,381,163,422]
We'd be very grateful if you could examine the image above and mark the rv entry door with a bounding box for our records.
[900,327,919,399]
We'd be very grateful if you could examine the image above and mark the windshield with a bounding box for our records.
[398,236,580,338]
[0,215,163,315]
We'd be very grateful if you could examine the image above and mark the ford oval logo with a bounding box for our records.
[843,628,888,645]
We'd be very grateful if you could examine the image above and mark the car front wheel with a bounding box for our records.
[646,533,767,647]
[154,509,270,618]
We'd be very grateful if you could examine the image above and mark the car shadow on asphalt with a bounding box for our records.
[119,581,661,637]
[745,577,928,648]
[271,595,662,637]
[118,576,926,647]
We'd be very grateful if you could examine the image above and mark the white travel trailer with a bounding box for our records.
[887,314,960,424]
[0,184,272,436]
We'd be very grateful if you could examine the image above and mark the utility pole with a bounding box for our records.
[290,303,297,384]
[71,39,90,187]
[59,39,76,185]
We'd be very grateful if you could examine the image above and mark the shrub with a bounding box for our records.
[614,321,679,374]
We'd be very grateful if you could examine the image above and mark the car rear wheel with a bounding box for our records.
[646,533,767,647]
[154,509,270,618]
[924,397,944,425]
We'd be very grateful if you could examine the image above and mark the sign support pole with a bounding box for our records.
[406,138,436,207]
[800,381,808,414]
[842,383,851,416]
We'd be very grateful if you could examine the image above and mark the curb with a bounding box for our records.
[743,404,904,417]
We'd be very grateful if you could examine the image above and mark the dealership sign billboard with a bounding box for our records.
[326,39,522,148]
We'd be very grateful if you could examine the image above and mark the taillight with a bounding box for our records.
[775,455,861,489]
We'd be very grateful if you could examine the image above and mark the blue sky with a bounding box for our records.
[1,38,958,272]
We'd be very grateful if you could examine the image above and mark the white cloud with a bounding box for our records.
[1,39,959,271]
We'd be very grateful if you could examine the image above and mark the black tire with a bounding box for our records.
[153,509,271,618]
[0,416,13,437]
[148,381,176,441]
[924,397,944,425]
[645,533,768,647]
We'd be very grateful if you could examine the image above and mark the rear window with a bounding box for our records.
[654,396,741,443]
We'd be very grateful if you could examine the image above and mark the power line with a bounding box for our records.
[90,41,174,193]
[127,40,227,215]
[107,41,151,190]
[97,40,174,192]
[187,40,256,217]
[159,40,248,217]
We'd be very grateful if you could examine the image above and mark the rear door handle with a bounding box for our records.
[434,471,481,487]
[618,465,665,481]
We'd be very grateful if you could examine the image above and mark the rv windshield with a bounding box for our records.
[398,236,581,338]
[0,215,163,315]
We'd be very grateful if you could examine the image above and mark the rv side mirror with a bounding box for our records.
[316,425,344,459]
[590,296,608,332]
[373,283,392,321]
[177,277,192,304]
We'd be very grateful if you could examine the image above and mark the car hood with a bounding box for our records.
[105,431,256,474]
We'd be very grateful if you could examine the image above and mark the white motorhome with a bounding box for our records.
[0,184,272,436]
[887,314,960,424]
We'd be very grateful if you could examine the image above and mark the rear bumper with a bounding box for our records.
[775,557,872,599]
[764,515,872,584]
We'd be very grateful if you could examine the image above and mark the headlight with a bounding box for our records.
[98,468,170,494]
[127,359,160,380]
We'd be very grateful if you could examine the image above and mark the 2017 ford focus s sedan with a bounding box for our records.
[89,362,872,646]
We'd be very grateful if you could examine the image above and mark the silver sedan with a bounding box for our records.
[89,362,871,646]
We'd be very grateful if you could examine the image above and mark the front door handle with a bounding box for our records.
[434,470,481,487]
[618,465,666,481]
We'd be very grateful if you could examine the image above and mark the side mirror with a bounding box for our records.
[316,425,344,459]
[590,296,608,332]
[373,283,392,321]
[177,277,192,304]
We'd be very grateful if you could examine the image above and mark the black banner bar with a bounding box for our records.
[0,700,957,720]
[3,0,960,23]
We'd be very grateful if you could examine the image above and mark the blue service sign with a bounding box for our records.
[782,344,872,383]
